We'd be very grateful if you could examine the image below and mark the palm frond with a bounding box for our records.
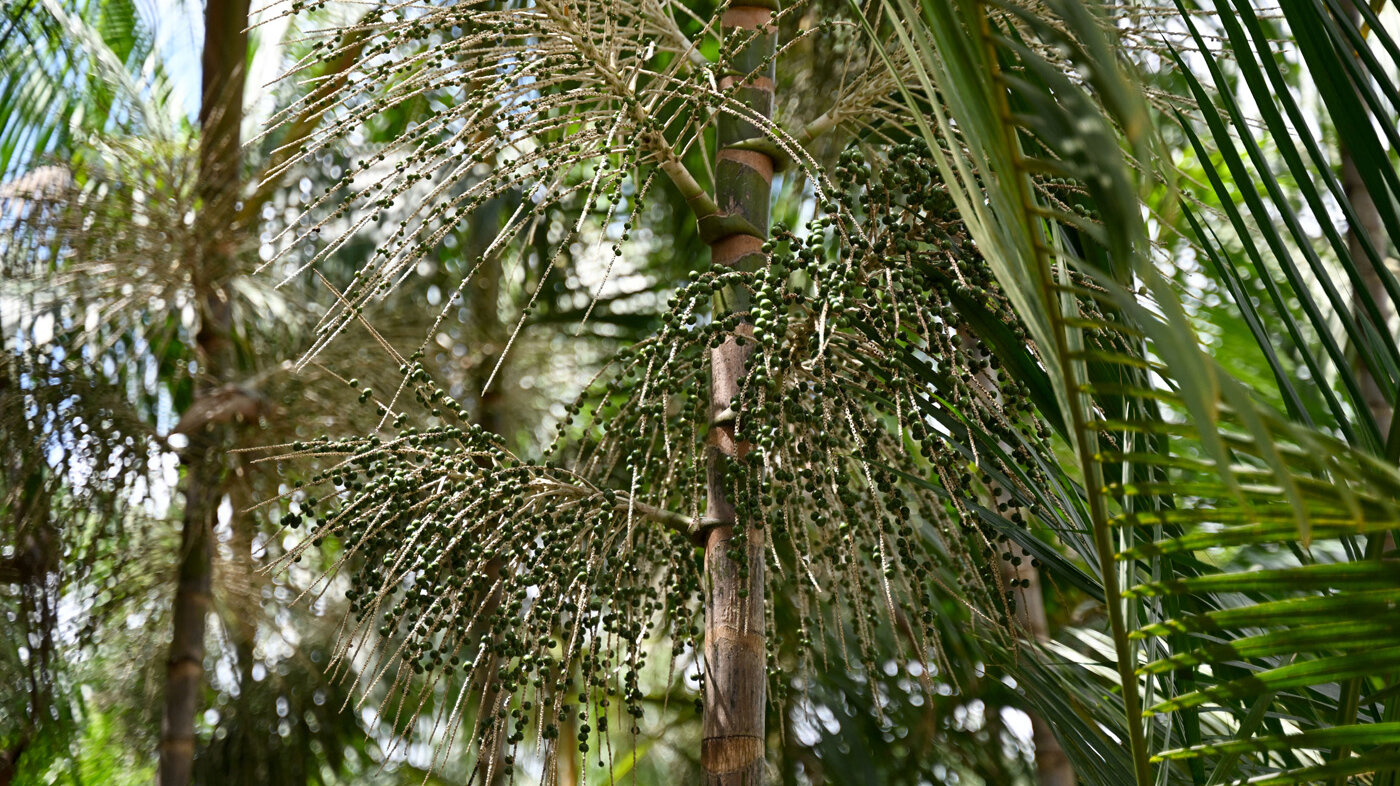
[872,0,1400,781]
[255,0,930,369]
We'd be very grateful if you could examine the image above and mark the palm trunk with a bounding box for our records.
[999,559,1074,785]
[230,483,259,693]
[991,483,1071,782]
[965,331,1074,784]
[1342,135,1389,436]
[991,488,1073,784]
[702,5,777,783]
[158,1,250,783]
[466,198,507,439]
[464,199,512,786]
[160,451,220,786]
[557,712,580,786]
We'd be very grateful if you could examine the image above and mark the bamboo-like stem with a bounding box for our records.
[701,4,778,783]
[158,1,250,783]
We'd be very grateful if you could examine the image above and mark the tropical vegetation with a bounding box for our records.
[1,0,1398,783]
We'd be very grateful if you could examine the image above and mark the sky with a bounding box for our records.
[141,0,203,119]
[137,0,296,126]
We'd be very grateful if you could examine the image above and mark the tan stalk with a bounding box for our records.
[701,3,779,783]
[158,0,252,782]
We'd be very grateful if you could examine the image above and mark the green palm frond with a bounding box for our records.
[1168,0,1400,450]
[0,0,172,176]
[871,0,1400,781]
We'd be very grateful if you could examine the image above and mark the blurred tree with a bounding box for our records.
[0,3,411,783]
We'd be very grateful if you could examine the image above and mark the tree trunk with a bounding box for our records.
[1336,6,1396,781]
[1341,125,1390,436]
[158,1,250,783]
[967,330,1075,785]
[999,559,1074,785]
[0,735,27,786]
[557,712,580,786]
[702,4,777,784]
[466,198,507,440]
[463,199,512,786]
[160,451,220,786]
[230,483,259,694]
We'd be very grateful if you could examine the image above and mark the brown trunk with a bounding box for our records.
[158,1,251,783]
[999,559,1074,785]
[557,712,580,786]
[1336,6,1396,781]
[160,454,219,786]
[966,327,1074,785]
[993,487,1071,783]
[702,5,777,784]
[1343,140,1389,434]
[464,199,512,786]
[1334,0,1391,438]
[0,738,26,786]
[230,483,259,692]
[466,198,507,440]
[1346,186,1389,426]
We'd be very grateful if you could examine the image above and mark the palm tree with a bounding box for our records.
[288,0,1400,777]
[698,4,778,781]
[12,0,1399,780]
[0,4,421,782]
[157,4,253,782]
[255,0,1049,780]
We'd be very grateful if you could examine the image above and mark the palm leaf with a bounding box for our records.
[868,0,1400,782]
